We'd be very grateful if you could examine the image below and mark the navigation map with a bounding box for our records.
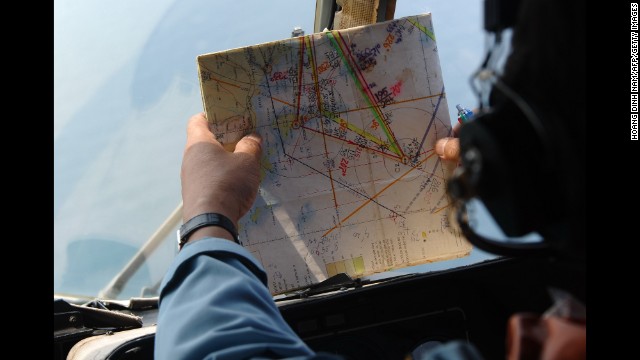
[197,14,472,294]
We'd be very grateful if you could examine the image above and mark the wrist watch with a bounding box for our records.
[177,213,239,249]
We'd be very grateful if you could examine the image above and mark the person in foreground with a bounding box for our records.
[155,113,340,359]
[154,113,474,359]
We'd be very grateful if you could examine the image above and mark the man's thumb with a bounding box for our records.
[234,133,262,158]
[186,112,216,148]
[435,137,460,161]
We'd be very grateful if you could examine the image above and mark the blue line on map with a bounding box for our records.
[414,85,445,163]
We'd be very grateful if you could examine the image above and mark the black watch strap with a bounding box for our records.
[178,213,239,249]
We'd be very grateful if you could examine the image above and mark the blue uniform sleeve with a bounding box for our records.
[154,237,341,360]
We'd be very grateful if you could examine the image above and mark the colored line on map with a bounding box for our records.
[257,57,288,157]
[290,38,307,158]
[432,203,450,214]
[335,92,445,115]
[295,36,305,125]
[300,125,402,161]
[283,153,405,218]
[322,152,436,238]
[209,75,243,90]
[321,110,387,149]
[305,36,325,115]
[334,31,408,160]
[326,30,404,159]
[414,85,445,163]
[407,17,436,41]
[307,35,339,210]
[270,96,295,107]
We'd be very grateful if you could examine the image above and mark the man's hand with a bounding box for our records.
[435,123,461,162]
[181,112,262,244]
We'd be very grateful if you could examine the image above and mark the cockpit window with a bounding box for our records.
[55,0,499,300]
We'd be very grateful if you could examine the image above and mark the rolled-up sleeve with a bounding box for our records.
[155,237,338,360]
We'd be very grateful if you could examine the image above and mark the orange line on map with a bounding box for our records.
[432,203,451,214]
[210,75,243,89]
[270,96,295,107]
[322,152,436,237]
